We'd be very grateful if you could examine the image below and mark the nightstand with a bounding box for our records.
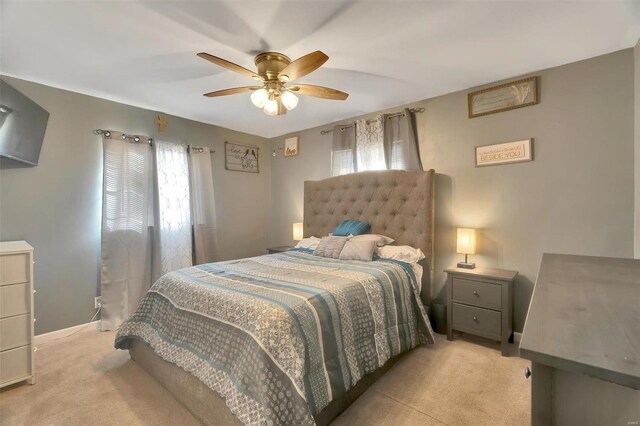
[445,266,518,356]
[267,246,293,254]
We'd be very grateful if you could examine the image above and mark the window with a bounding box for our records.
[332,148,355,176]
[103,139,152,233]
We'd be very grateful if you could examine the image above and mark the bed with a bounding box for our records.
[115,169,436,426]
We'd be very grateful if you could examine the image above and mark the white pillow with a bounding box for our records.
[376,245,425,264]
[350,234,394,247]
[295,236,321,250]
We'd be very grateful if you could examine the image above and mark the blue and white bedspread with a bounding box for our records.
[115,249,434,426]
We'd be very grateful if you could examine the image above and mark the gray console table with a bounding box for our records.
[520,253,640,425]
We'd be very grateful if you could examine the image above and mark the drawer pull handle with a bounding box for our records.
[473,316,478,322]
[473,290,479,296]
[524,367,531,379]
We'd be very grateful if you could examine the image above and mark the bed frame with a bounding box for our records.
[130,169,436,425]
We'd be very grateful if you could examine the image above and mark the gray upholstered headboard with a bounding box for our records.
[303,170,435,300]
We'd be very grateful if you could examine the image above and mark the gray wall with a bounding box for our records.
[0,76,271,334]
[269,49,635,333]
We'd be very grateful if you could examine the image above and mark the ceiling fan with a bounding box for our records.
[197,50,349,116]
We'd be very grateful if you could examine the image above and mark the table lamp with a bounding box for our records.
[457,228,477,269]
[293,223,304,241]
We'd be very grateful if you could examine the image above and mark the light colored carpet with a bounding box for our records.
[0,329,530,426]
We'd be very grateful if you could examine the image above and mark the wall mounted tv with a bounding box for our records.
[0,79,49,166]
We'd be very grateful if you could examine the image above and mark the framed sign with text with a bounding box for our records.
[225,141,259,173]
[468,77,538,118]
[475,139,533,167]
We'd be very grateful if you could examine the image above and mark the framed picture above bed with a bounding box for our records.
[225,141,259,173]
[468,76,538,118]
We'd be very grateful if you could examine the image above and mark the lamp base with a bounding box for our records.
[457,262,476,269]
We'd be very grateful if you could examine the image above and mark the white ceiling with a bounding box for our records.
[2,1,639,138]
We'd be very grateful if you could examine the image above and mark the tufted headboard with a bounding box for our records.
[303,170,435,300]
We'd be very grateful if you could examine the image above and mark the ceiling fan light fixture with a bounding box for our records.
[263,98,279,116]
[280,90,299,111]
[250,88,269,108]
[198,50,348,116]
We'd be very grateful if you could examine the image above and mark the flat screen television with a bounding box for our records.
[0,79,49,166]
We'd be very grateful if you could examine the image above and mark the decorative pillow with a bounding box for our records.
[376,245,426,264]
[313,236,349,259]
[339,239,376,262]
[295,236,321,250]
[333,220,371,237]
[350,234,395,247]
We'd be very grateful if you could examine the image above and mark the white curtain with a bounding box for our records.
[189,147,219,264]
[100,132,154,331]
[154,141,193,278]
[355,116,386,171]
[331,124,357,176]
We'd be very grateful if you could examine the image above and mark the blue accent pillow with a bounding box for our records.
[333,220,371,237]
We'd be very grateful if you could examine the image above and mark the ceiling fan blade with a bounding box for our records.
[203,86,261,97]
[197,52,262,81]
[278,51,329,82]
[290,84,349,100]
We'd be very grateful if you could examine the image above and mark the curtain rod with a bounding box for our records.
[94,129,214,153]
[188,145,215,154]
[319,107,425,135]
[94,129,153,145]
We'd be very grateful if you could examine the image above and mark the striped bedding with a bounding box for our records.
[115,249,434,426]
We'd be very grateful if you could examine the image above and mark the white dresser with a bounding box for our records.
[0,241,35,388]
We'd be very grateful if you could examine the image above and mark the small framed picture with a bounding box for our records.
[284,136,299,157]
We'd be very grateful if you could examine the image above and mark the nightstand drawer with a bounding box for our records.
[452,303,501,338]
[452,278,501,311]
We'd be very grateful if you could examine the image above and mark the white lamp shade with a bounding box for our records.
[280,91,299,110]
[250,89,268,108]
[292,223,304,241]
[456,228,477,254]
[263,98,279,116]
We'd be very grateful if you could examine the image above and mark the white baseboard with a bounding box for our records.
[35,321,101,345]
[513,332,522,343]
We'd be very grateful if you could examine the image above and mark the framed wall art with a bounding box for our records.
[468,76,538,118]
[225,141,259,173]
[475,139,533,167]
[284,136,299,157]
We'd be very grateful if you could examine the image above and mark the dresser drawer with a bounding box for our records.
[0,314,31,351]
[0,345,31,385]
[452,277,502,311]
[0,283,30,318]
[452,303,501,338]
[0,253,30,286]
